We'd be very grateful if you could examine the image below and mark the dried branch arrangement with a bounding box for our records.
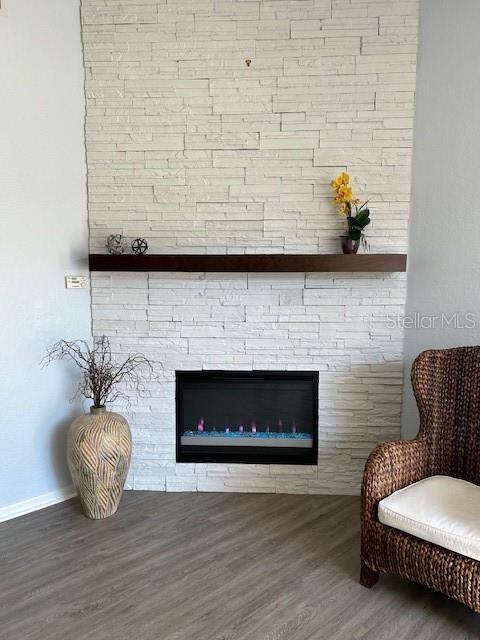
[42,336,154,408]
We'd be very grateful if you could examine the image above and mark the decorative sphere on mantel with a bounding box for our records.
[106,234,127,255]
[131,238,148,255]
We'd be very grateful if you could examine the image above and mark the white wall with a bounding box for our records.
[84,0,418,255]
[0,0,91,512]
[401,0,480,438]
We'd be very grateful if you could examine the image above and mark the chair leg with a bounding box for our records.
[360,560,379,588]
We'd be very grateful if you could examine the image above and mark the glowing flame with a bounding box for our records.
[194,418,303,435]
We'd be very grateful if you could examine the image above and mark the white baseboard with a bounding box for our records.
[0,486,76,524]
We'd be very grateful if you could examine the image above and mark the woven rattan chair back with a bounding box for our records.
[412,346,480,485]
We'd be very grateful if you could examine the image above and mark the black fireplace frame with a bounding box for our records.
[176,370,318,465]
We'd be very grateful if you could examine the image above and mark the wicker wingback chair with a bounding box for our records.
[361,346,480,611]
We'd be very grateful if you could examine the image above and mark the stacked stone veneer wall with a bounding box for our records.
[82,0,418,494]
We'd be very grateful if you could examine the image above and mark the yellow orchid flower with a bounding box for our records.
[333,185,354,205]
[330,171,350,191]
[331,172,362,215]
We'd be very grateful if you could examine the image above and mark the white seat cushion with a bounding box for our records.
[378,475,480,561]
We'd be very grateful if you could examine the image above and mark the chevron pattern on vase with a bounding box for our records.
[68,408,131,519]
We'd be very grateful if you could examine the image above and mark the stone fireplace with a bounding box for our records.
[82,0,418,494]
[90,270,406,494]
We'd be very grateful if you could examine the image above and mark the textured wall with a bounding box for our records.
[83,0,417,254]
[82,0,418,494]
[91,271,406,494]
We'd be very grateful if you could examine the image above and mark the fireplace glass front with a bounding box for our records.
[176,371,318,465]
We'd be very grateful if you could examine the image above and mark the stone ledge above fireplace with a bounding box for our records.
[89,253,407,273]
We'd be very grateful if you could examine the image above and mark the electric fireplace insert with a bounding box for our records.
[176,371,318,465]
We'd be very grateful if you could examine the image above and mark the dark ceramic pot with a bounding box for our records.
[340,236,360,254]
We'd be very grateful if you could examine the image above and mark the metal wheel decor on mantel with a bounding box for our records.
[68,407,131,519]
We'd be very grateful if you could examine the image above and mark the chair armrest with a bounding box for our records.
[361,439,433,525]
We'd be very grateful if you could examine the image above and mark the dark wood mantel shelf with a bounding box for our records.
[89,253,407,273]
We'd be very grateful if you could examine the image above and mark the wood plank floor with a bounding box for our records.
[1,492,480,640]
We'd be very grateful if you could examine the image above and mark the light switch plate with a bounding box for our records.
[66,276,88,289]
